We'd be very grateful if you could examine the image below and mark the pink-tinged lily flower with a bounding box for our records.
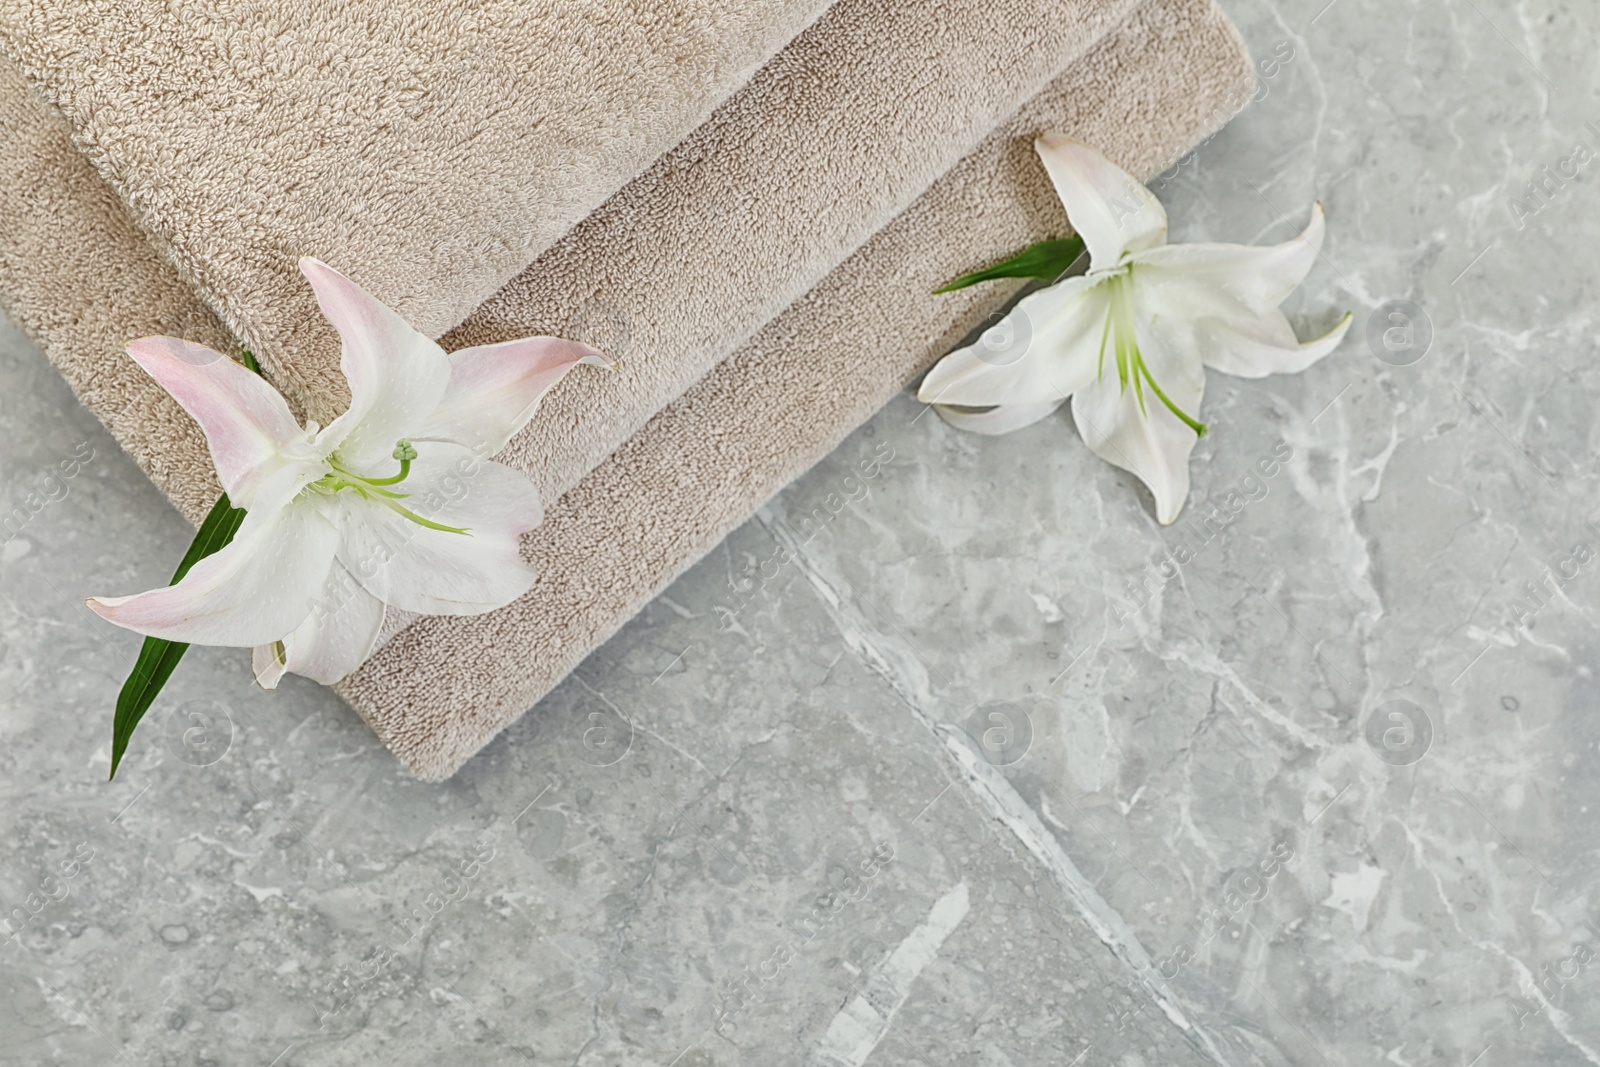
[88,258,609,687]
[918,134,1351,524]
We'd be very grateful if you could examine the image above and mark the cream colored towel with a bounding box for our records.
[0,0,836,402]
[439,0,1153,504]
[0,0,1251,777]
[3,0,1150,478]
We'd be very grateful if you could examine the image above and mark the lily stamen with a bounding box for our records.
[378,497,472,535]
[1136,360,1207,437]
[310,439,470,533]
[363,439,418,486]
[1096,270,1205,436]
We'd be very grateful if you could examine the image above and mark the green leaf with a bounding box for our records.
[240,348,261,375]
[932,236,1087,294]
[109,493,247,780]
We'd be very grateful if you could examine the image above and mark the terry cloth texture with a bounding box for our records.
[4,0,1151,482]
[439,0,1153,505]
[0,0,836,418]
[0,0,1252,778]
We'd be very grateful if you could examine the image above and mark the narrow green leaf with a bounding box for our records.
[240,348,262,375]
[109,493,247,780]
[932,236,1087,294]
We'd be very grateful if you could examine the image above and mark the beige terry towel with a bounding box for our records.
[4,0,1150,481]
[441,0,1152,504]
[0,0,1251,778]
[0,0,836,409]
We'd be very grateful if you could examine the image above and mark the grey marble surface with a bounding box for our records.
[4,0,1600,1063]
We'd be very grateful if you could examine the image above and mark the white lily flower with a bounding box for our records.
[918,134,1351,524]
[88,258,608,687]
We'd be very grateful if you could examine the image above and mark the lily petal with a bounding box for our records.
[416,336,612,455]
[251,642,290,690]
[1035,133,1167,270]
[1199,309,1353,378]
[126,336,313,508]
[917,276,1109,408]
[1132,202,1328,315]
[252,563,386,687]
[333,442,542,615]
[300,258,453,469]
[88,468,340,645]
[934,400,1065,435]
[1070,314,1205,525]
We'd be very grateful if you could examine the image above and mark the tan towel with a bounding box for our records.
[439,0,1154,505]
[0,0,837,395]
[3,0,1150,485]
[0,0,1252,778]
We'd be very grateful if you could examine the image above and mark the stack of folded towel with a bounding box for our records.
[0,0,1251,778]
